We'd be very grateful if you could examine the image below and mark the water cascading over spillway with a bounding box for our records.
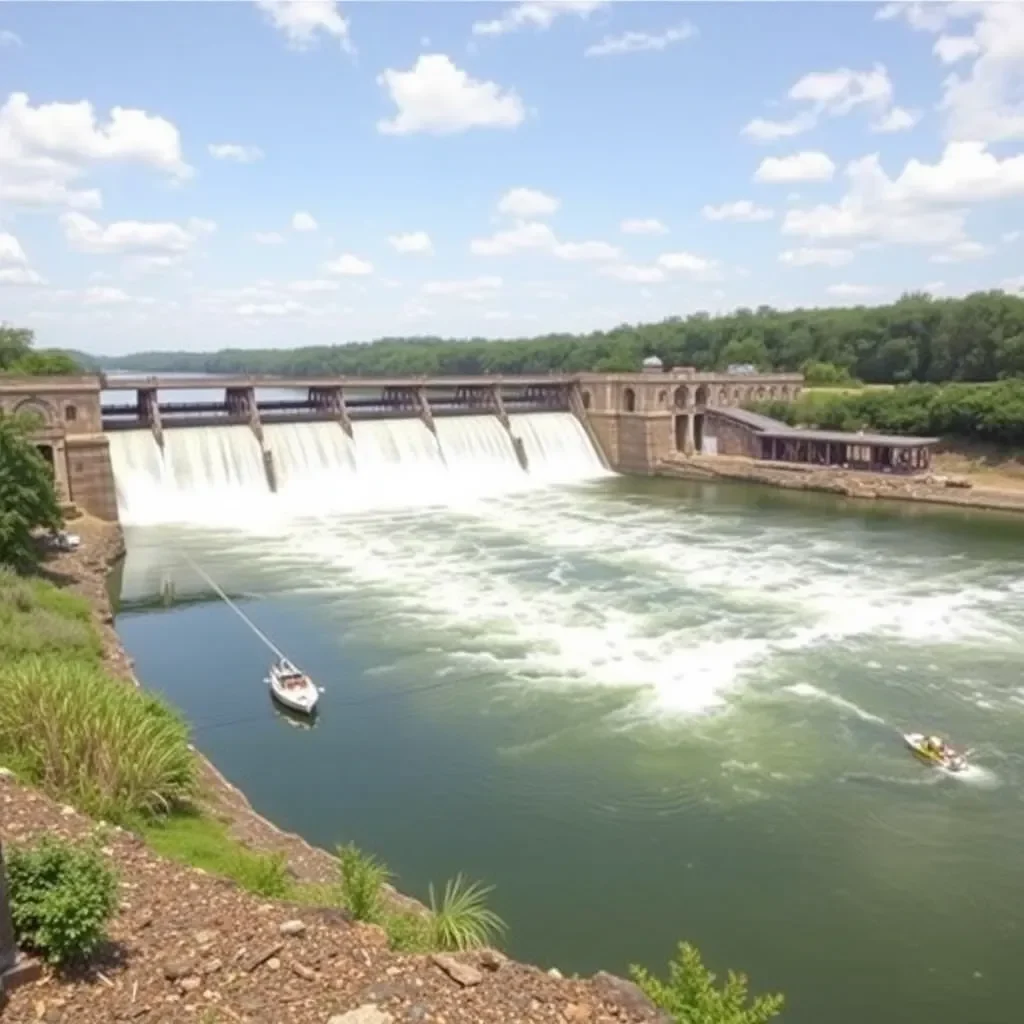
[107,412,609,526]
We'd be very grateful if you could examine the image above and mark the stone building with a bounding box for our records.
[0,375,117,520]
[578,368,804,473]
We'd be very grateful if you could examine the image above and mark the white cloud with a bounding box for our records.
[83,286,154,307]
[291,211,318,232]
[0,232,28,266]
[779,247,854,267]
[0,267,44,287]
[377,55,525,135]
[1002,276,1024,293]
[585,23,696,58]
[255,0,352,53]
[871,106,919,133]
[656,251,721,279]
[388,230,433,254]
[755,151,836,183]
[934,34,981,64]
[827,283,881,298]
[288,279,339,293]
[930,240,990,263]
[60,212,214,255]
[324,253,373,276]
[0,91,190,211]
[423,275,502,301]
[251,231,285,245]
[1003,230,1021,243]
[743,64,910,142]
[742,112,817,142]
[471,220,618,261]
[620,217,668,235]
[0,30,22,47]
[889,142,1024,204]
[939,4,1024,143]
[552,239,620,262]
[208,143,264,163]
[702,200,774,222]
[473,1,605,37]
[497,187,559,218]
[601,264,666,283]
[875,3,957,33]
[471,221,556,255]
[237,300,307,318]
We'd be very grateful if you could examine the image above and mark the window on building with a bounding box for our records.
[65,404,77,422]
[623,387,636,412]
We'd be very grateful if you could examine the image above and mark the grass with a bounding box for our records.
[337,841,391,922]
[427,874,506,951]
[0,655,196,823]
[0,567,101,660]
[141,812,290,897]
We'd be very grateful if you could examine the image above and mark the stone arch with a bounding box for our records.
[657,389,667,405]
[65,403,78,422]
[695,384,709,406]
[768,386,777,399]
[718,386,729,405]
[756,385,767,399]
[582,390,592,410]
[733,387,743,402]
[673,385,689,409]
[13,397,56,426]
[779,385,789,399]
[623,387,636,413]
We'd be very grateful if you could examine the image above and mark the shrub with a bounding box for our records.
[426,874,506,952]
[0,655,196,822]
[7,835,119,965]
[631,942,784,1024]
[384,910,431,953]
[337,842,391,923]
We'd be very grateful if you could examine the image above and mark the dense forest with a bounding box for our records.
[0,326,81,376]
[78,290,1024,384]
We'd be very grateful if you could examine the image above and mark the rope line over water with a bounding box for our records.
[178,551,291,664]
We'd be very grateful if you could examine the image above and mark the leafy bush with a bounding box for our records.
[0,655,196,822]
[337,842,391,922]
[631,942,784,1024]
[426,874,506,952]
[7,835,119,965]
[384,910,431,953]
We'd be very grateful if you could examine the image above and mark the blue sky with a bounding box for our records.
[0,0,1022,356]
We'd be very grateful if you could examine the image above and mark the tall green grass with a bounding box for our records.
[0,567,100,660]
[427,874,506,951]
[0,655,196,822]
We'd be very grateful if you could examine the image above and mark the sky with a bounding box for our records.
[0,0,1023,356]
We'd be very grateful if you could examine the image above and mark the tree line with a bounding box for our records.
[58,289,1024,383]
[752,379,1024,448]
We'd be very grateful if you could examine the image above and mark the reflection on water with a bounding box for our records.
[114,467,1024,1024]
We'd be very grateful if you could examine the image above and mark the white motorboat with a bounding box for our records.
[267,658,319,716]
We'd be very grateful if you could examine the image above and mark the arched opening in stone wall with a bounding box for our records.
[65,404,77,422]
[582,390,592,409]
[657,390,667,405]
[769,386,777,399]
[695,384,709,406]
[35,444,54,470]
[674,415,687,451]
[674,385,689,409]
[718,387,729,404]
[756,385,766,399]
[779,385,789,399]
[623,387,636,412]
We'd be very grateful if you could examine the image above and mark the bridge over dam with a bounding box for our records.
[0,368,802,523]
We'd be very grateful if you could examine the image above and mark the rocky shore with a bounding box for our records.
[4,516,665,1023]
[658,454,1024,515]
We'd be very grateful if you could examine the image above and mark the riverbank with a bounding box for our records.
[2,515,668,1022]
[657,454,1024,515]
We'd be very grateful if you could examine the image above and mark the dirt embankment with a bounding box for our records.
[658,453,1024,515]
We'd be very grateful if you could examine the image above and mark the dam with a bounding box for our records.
[6,368,1024,1024]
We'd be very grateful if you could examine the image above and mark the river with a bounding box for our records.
[108,416,1024,1024]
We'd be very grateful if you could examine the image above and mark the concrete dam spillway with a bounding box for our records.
[107,413,610,525]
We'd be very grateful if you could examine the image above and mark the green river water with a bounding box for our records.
[108,418,1024,1024]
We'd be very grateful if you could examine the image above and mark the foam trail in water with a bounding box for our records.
[784,683,887,725]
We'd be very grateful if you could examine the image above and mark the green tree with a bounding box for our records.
[9,350,82,375]
[631,942,784,1024]
[0,414,62,572]
[0,325,33,370]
